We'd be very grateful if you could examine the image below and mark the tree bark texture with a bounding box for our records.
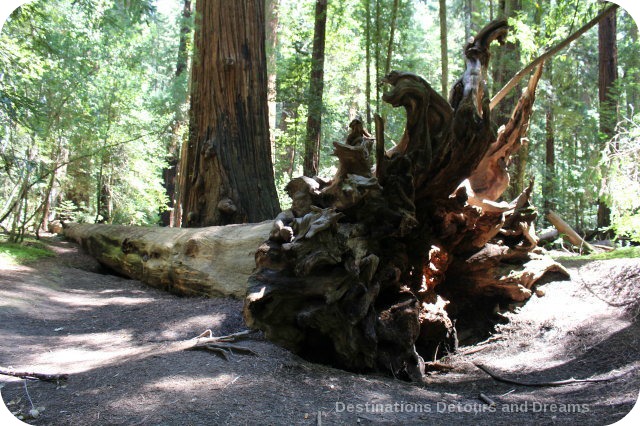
[597,6,618,229]
[64,222,271,298]
[244,21,568,382]
[181,0,280,227]
[303,0,328,177]
[161,0,192,227]
[439,0,448,98]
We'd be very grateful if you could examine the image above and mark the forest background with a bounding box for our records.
[1,0,639,244]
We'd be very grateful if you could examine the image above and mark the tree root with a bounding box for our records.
[0,367,68,383]
[474,363,626,387]
[185,329,259,360]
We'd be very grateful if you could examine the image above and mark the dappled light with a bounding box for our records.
[1,0,640,423]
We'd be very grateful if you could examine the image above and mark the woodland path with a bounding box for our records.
[0,236,638,425]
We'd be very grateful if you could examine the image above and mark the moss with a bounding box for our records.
[0,238,55,266]
[554,246,640,262]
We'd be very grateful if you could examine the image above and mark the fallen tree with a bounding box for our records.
[64,221,270,298]
[243,20,569,381]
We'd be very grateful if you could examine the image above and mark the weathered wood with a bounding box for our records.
[64,222,271,298]
[546,210,595,253]
[244,20,568,382]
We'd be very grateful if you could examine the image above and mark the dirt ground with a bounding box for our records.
[1,236,639,425]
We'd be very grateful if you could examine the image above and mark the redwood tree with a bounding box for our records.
[597,6,618,229]
[181,0,280,227]
[303,0,328,177]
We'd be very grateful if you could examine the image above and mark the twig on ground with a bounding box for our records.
[474,363,627,387]
[479,393,496,407]
[185,329,259,359]
[0,367,68,383]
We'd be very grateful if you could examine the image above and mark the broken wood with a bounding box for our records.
[244,20,568,382]
[0,367,68,383]
[184,329,259,360]
[64,221,271,298]
[546,210,595,253]
[475,363,625,387]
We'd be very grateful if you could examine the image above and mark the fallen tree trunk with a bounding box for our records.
[546,210,595,254]
[64,221,271,298]
[243,20,569,382]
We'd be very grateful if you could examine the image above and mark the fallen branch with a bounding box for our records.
[547,210,595,253]
[490,3,618,110]
[0,367,68,383]
[185,329,259,360]
[474,363,624,387]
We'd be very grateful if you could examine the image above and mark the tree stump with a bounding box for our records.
[244,20,568,382]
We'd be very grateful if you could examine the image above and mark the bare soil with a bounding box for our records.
[1,237,639,425]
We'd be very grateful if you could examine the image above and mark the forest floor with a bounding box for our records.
[0,236,639,425]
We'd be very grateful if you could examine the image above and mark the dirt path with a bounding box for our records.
[1,237,639,425]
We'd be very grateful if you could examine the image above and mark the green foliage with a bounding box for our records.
[555,246,640,262]
[0,237,55,265]
[603,115,640,242]
[0,0,188,234]
[1,0,638,235]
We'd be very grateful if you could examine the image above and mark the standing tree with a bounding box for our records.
[303,0,329,177]
[438,0,448,98]
[180,0,280,227]
[162,0,192,228]
[597,5,618,230]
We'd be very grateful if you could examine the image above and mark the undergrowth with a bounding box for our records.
[555,246,640,262]
[0,236,55,266]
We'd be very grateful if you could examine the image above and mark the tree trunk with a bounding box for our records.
[384,0,400,75]
[64,222,271,298]
[303,0,328,177]
[244,22,568,382]
[439,0,448,98]
[597,6,618,229]
[492,0,523,200]
[181,0,280,227]
[543,59,555,214]
[266,0,279,157]
[364,0,372,128]
[546,210,595,253]
[161,0,191,227]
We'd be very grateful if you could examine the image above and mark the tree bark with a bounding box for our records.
[64,222,271,298]
[181,0,280,227]
[439,0,448,98]
[384,0,400,75]
[546,210,595,253]
[543,58,555,214]
[303,0,328,177]
[364,0,372,128]
[161,0,191,227]
[597,5,618,229]
[266,0,279,156]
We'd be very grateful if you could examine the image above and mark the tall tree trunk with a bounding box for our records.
[364,0,372,128]
[163,0,192,227]
[492,0,522,200]
[543,58,555,214]
[266,0,279,158]
[384,0,400,75]
[597,6,618,229]
[374,0,381,112]
[303,0,328,177]
[181,0,280,227]
[439,0,448,98]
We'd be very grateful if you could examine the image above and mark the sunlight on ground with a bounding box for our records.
[157,314,227,340]
[25,331,155,374]
[147,373,237,392]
